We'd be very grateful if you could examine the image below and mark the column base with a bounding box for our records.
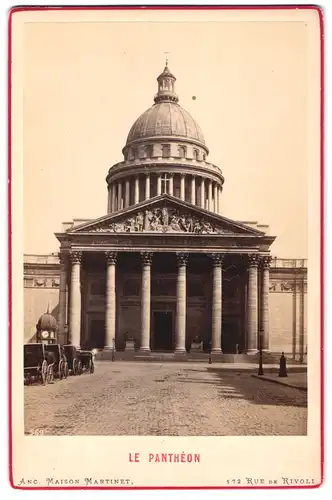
[211,348,222,354]
[246,349,259,355]
[139,348,151,354]
[174,347,186,354]
[103,345,115,351]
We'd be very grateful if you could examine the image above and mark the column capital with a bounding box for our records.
[105,251,118,265]
[58,252,68,267]
[176,252,189,266]
[141,251,153,266]
[248,254,260,268]
[260,255,272,269]
[69,251,82,264]
[210,253,225,266]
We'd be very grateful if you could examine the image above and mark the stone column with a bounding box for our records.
[105,252,117,349]
[69,251,82,348]
[107,186,111,214]
[211,253,224,353]
[175,253,188,353]
[169,174,174,196]
[180,174,185,201]
[208,180,213,211]
[218,186,222,214]
[145,173,150,200]
[134,176,140,204]
[140,252,153,352]
[117,181,122,210]
[125,180,130,208]
[111,183,116,212]
[200,178,205,208]
[157,174,162,196]
[247,254,259,353]
[58,253,68,343]
[260,256,271,351]
[214,183,218,213]
[191,175,196,205]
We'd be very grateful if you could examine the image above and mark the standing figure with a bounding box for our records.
[161,207,169,227]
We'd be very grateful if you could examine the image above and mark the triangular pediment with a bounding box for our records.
[68,195,265,236]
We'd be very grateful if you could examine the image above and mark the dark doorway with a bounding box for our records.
[89,319,105,349]
[222,320,239,354]
[153,311,173,351]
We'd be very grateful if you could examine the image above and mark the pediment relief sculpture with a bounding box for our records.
[88,207,234,235]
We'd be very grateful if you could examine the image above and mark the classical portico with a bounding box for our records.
[56,195,274,355]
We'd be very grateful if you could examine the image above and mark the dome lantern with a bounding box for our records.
[154,60,179,104]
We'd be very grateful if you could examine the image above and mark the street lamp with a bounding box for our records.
[258,329,264,376]
[64,324,69,344]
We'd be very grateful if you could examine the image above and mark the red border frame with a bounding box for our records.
[8,4,324,491]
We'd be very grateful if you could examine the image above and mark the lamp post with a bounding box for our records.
[64,324,69,345]
[258,329,264,376]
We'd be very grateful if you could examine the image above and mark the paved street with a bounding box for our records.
[25,362,307,436]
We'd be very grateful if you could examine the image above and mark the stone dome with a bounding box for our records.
[37,311,57,331]
[126,102,206,147]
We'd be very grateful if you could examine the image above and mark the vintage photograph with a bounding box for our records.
[11,6,322,488]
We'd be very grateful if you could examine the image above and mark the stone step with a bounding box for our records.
[95,350,305,367]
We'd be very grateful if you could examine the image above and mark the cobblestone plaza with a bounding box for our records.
[25,362,307,436]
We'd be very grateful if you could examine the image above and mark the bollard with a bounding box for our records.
[278,352,288,377]
[112,337,115,362]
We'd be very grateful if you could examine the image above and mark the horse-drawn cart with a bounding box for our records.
[63,345,82,376]
[24,343,53,385]
[45,344,68,379]
[78,350,95,374]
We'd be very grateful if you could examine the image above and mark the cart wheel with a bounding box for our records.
[58,360,64,380]
[89,359,94,374]
[77,360,83,375]
[73,358,78,376]
[47,364,54,384]
[64,362,69,379]
[41,360,48,385]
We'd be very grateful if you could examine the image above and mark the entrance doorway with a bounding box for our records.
[89,319,105,349]
[153,311,173,351]
[222,319,240,354]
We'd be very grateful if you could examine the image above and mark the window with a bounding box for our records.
[203,153,206,161]
[178,146,186,158]
[161,173,171,193]
[131,148,138,160]
[162,144,171,158]
[193,149,200,161]
[145,145,153,158]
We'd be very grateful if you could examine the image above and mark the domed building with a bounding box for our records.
[105,62,224,215]
[23,62,307,361]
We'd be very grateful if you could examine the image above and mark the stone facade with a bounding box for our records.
[23,250,307,360]
[23,63,307,360]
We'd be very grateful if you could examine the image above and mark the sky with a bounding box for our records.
[22,17,314,258]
